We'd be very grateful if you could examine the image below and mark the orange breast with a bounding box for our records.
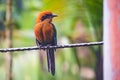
[42,23,54,44]
[34,22,54,45]
[34,23,43,42]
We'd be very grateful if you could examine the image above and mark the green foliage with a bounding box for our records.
[0,0,103,80]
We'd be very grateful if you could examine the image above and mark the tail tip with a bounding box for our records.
[51,68,55,76]
[51,71,55,76]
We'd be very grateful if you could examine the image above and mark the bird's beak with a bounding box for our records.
[52,14,58,17]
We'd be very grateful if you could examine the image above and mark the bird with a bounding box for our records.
[34,11,57,76]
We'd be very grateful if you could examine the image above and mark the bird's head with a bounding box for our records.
[36,10,57,23]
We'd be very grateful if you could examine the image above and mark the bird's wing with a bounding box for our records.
[51,23,57,45]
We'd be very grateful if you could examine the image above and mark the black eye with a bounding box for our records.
[41,14,51,21]
[46,14,51,17]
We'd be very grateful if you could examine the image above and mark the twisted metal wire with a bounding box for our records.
[0,41,103,52]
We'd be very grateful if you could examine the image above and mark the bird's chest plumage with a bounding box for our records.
[42,23,54,44]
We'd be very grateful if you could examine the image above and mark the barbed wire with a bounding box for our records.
[0,41,103,52]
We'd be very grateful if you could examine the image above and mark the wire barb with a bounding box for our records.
[0,41,103,52]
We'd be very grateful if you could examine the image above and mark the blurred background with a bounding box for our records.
[0,0,103,80]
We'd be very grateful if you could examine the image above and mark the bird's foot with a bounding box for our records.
[38,45,42,50]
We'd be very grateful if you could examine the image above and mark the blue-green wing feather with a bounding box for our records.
[52,23,57,45]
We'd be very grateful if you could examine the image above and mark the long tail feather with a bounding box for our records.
[47,49,50,72]
[49,49,55,75]
[46,49,55,75]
